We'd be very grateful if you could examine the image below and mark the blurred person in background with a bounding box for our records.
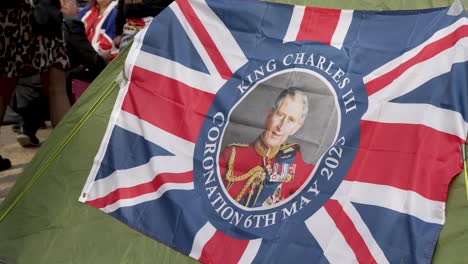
[0,0,71,170]
[6,0,107,149]
[9,74,48,148]
[114,0,173,50]
[61,0,107,103]
[78,0,119,62]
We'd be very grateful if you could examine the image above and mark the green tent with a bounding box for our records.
[1,0,467,263]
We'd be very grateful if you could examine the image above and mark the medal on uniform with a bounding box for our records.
[269,163,295,182]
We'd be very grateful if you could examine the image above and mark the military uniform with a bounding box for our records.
[219,137,314,208]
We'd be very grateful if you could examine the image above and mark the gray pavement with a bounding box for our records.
[0,124,52,204]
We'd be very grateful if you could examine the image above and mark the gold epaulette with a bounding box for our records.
[228,143,249,148]
[280,142,299,151]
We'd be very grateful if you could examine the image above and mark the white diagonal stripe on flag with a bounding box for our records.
[189,0,248,73]
[238,239,262,264]
[283,6,305,43]
[305,208,358,264]
[85,154,193,202]
[190,222,217,260]
[171,2,223,80]
[134,50,225,95]
[83,107,195,204]
[367,36,468,102]
[333,181,445,225]
[363,101,468,140]
[101,182,194,213]
[363,17,468,85]
[117,111,195,158]
[338,200,389,264]
[331,10,353,49]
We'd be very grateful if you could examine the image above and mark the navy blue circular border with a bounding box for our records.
[193,41,367,239]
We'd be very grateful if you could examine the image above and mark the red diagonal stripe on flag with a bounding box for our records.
[199,230,249,264]
[176,0,233,80]
[324,200,376,264]
[122,67,215,143]
[345,121,464,201]
[365,25,468,96]
[86,171,194,209]
[296,7,341,44]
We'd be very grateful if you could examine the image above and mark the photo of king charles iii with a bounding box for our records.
[219,88,315,208]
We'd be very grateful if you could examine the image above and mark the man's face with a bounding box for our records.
[263,95,304,148]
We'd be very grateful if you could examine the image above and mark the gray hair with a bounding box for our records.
[272,88,309,122]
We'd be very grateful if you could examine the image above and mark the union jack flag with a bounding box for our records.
[79,0,468,263]
[79,1,119,60]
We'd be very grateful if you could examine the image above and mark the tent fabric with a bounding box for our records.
[0,0,467,264]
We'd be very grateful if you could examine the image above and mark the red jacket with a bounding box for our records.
[219,139,314,208]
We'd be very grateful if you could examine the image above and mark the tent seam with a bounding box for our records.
[0,81,117,223]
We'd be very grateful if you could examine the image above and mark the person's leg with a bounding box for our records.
[40,67,70,127]
[0,75,18,170]
[16,101,42,148]
[12,74,44,147]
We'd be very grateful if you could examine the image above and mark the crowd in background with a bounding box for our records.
[0,0,173,171]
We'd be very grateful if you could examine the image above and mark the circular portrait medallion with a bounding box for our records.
[193,41,367,239]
